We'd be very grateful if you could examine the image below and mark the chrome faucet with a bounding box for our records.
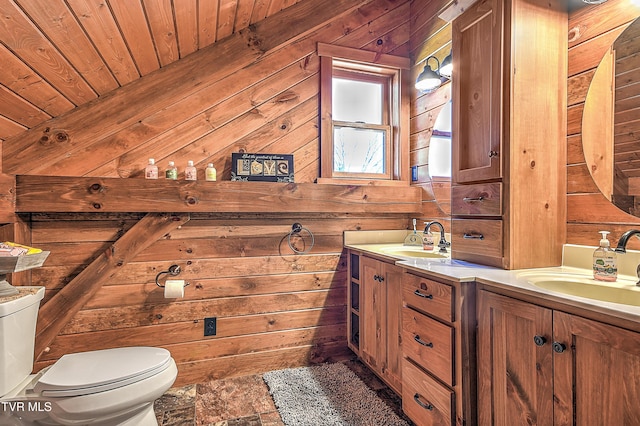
[424,221,450,253]
[614,230,640,286]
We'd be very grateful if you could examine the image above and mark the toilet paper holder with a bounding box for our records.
[155,264,189,288]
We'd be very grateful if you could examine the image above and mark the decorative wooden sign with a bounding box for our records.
[231,153,294,182]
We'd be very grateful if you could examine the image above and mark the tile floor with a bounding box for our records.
[153,359,413,426]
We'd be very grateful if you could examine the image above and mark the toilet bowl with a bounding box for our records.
[0,287,178,425]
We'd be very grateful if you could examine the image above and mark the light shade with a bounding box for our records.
[439,51,453,78]
[415,56,443,92]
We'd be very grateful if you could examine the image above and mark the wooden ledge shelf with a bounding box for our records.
[15,175,422,214]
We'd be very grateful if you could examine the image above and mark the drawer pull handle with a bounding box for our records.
[413,289,433,299]
[414,335,433,348]
[488,150,499,158]
[463,196,484,202]
[463,233,485,240]
[414,393,434,411]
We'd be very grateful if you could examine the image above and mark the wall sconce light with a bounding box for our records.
[439,50,453,79]
[415,56,447,92]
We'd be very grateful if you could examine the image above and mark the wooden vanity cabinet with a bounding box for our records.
[451,0,566,269]
[478,289,640,425]
[401,271,477,426]
[347,250,403,394]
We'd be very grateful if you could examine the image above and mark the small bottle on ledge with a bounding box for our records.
[165,161,178,180]
[185,160,197,181]
[145,158,158,179]
[205,163,217,181]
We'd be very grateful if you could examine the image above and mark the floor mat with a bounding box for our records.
[263,363,409,426]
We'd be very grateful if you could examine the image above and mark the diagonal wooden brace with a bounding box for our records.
[34,212,190,362]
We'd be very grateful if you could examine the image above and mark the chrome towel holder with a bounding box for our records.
[288,223,315,254]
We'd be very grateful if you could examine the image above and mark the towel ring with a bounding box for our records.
[287,223,315,254]
[155,264,189,288]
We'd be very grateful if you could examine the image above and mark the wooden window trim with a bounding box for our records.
[318,43,410,184]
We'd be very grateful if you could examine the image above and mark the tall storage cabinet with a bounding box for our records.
[451,0,567,269]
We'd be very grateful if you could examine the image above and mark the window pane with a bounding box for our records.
[333,127,386,174]
[333,78,383,124]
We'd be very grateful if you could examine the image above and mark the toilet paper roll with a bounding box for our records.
[164,279,185,298]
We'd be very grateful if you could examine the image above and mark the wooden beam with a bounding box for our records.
[34,212,190,361]
[15,176,422,214]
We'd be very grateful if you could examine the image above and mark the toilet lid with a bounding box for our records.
[34,347,173,397]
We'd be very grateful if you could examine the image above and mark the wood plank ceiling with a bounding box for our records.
[0,0,302,142]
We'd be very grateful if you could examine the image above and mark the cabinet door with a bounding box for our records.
[361,256,386,376]
[477,291,553,425]
[452,0,502,183]
[384,262,404,394]
[553,311,640,425]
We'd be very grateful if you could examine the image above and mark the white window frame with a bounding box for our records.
[317,43,410,184]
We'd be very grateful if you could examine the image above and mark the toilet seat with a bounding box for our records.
[34,347,173,397]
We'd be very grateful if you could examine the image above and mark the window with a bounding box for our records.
[333,71,390,178]
[318,43,410,183]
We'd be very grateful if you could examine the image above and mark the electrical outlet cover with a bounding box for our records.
[204,317,217,336]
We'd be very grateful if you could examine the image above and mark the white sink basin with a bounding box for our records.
[517,271,640,306]
[380,246,448,259]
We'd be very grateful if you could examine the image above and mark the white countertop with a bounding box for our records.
[345,231,640,327]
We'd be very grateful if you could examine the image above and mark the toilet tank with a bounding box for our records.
[0,287,45,397]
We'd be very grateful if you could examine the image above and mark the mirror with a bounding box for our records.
[428,101,452,179]
[584,17,640,216]
[428,99,452,215]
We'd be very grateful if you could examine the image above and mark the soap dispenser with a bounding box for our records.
[423,222,434,250]
[593,231,617,282]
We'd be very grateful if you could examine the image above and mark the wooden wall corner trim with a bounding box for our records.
[33,212,190,361]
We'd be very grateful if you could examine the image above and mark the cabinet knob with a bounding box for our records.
[552,342,567,353]
[533,335,547,346]
[488,150,499,158]
[413,393,434,411]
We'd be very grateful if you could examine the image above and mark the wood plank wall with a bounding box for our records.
[567,0,640,249]
[0,0,416,387]
[31,212,409,385]
[409,0,455,232]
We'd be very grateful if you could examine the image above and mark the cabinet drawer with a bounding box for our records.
[451,218,502,258]
[403,306,454,386]
[403,274,453,322]
[451,183,501,216]
[402,360,454,426]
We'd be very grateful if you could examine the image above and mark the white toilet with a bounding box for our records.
[0,287,178,425]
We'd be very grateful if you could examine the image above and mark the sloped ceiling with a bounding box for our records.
[0,0,302,142]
